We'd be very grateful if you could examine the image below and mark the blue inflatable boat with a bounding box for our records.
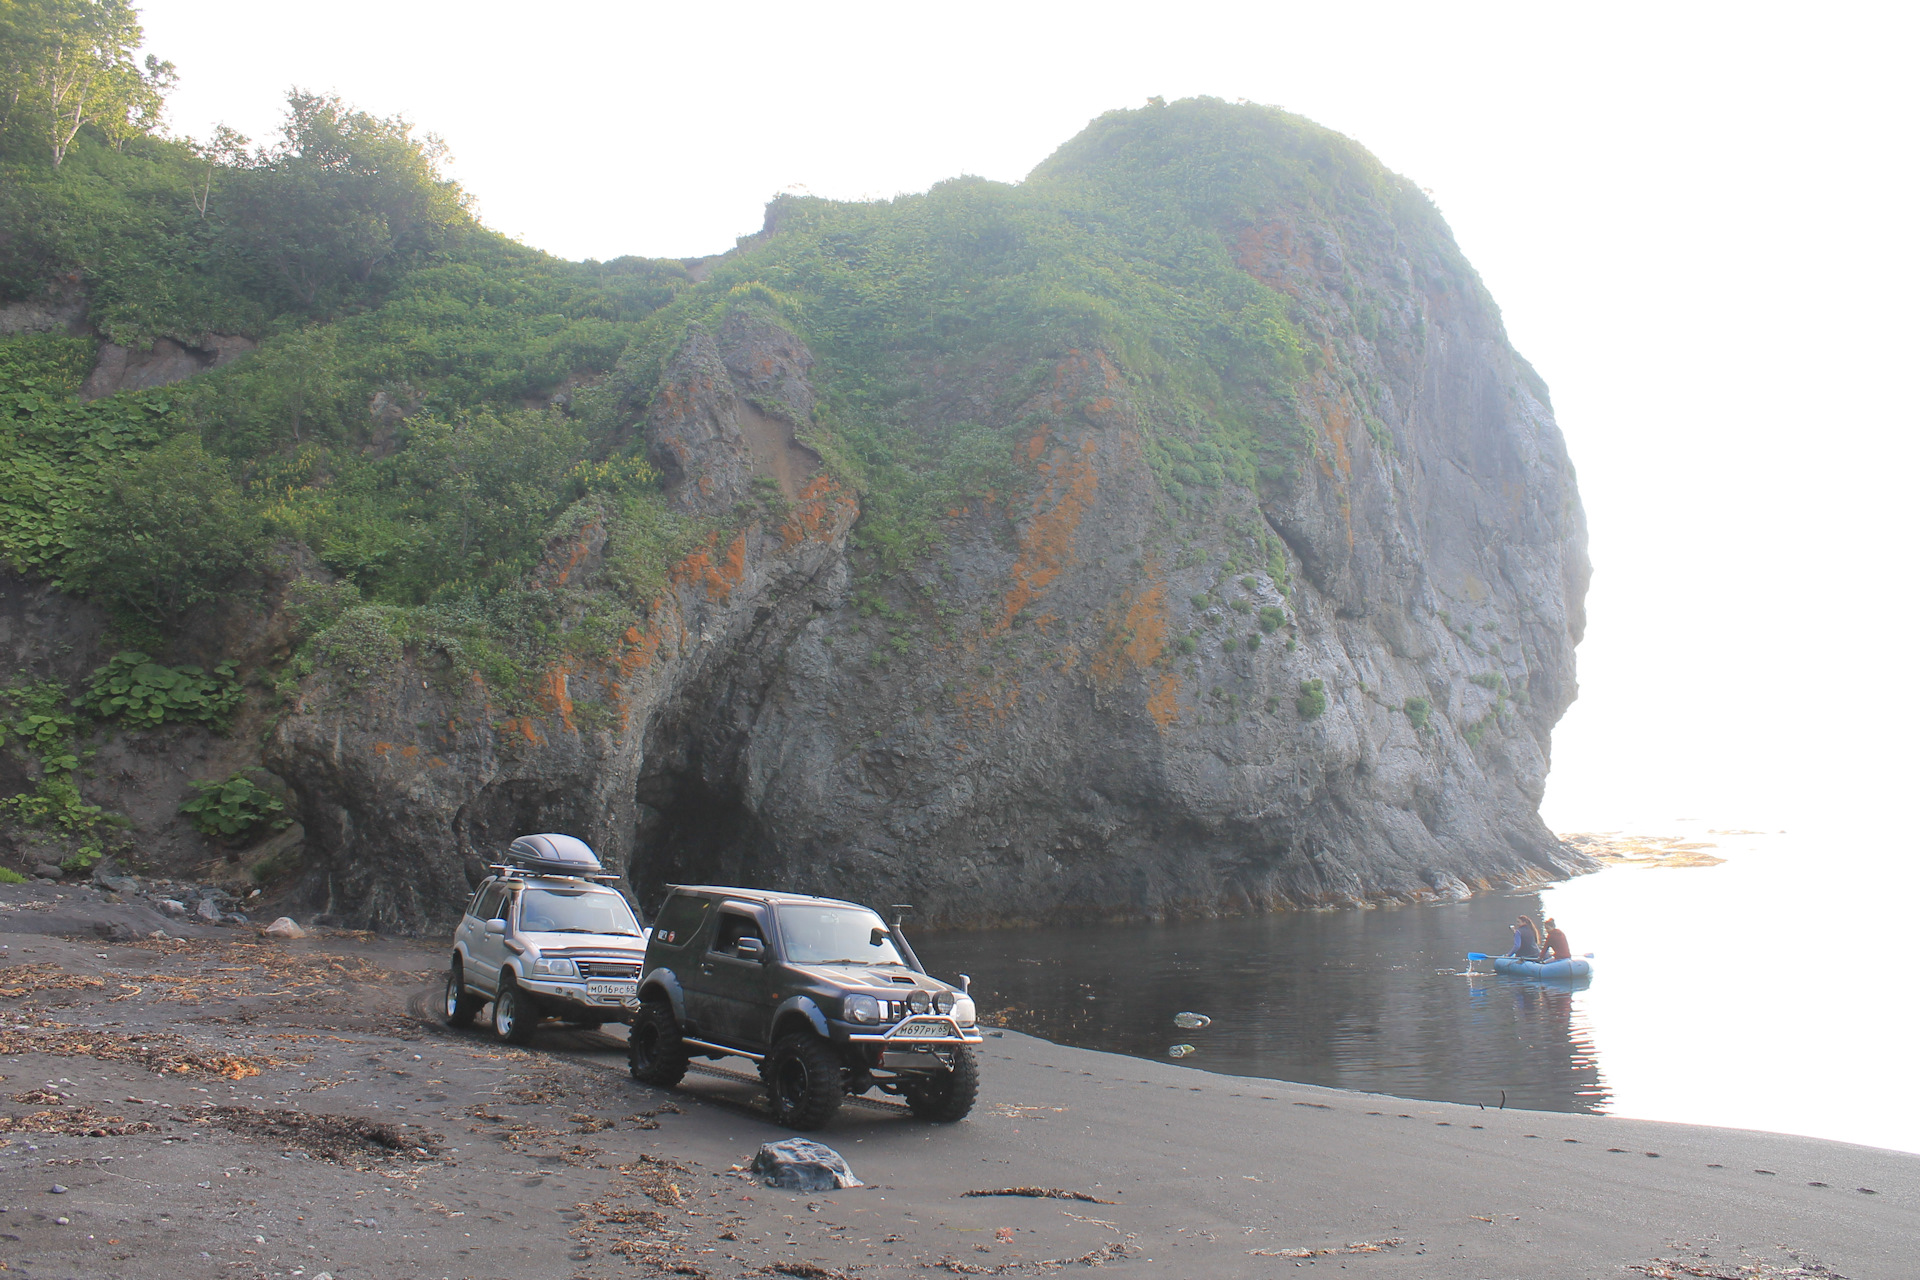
[1492,955,1593,980]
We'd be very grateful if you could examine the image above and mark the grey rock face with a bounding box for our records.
[80,334,256,401]
[645,312,821,513]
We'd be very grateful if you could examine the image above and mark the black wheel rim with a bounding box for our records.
[775,1057,809,1114]
[634,1024,658,1068]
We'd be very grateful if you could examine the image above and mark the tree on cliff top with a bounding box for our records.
[0,0,174,165]
[221,90,471,314]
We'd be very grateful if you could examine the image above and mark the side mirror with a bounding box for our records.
[735,936,765,960]
[484,919,506,936]
[870,927,889,947]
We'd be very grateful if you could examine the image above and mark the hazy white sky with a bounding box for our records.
[139,0,1917,833]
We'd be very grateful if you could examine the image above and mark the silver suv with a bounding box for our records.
[443,834,651,1044]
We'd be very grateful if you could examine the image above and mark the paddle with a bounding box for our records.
[1466,952,1489,962]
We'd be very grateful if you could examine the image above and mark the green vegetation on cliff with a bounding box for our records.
[0,0,1477,698]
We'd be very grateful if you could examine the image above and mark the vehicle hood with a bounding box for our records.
[524,928,650,956]
[790,962,955,993]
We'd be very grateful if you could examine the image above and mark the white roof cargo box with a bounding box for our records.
[505,833,603,876]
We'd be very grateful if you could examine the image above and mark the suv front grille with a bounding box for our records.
[576,960,641,979]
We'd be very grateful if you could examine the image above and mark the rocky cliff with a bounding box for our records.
[3,99,1591,930]
[258,104,1590,929]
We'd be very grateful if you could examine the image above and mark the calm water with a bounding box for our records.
[913,824,1920,1154]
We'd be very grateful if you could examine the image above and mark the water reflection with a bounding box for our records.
[915,890,1611,1114]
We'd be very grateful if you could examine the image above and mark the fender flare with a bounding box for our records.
[772,995,830,1041]
[639,971,686,1022]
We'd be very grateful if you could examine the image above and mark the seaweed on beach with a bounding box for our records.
[572,1150,704,1271]
[1248,1238,1403,1258]
[0,1024,282,1077]
[963,1187,1115,1204]
[0,1103,160,1137]
[936,1242,1131,1274]
[201,1104,445,1167]
[1629,1246,1846,1279]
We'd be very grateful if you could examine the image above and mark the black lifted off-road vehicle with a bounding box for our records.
[628,886,982,1129]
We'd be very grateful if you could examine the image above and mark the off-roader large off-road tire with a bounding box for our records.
[490,976,540,1045]
[904,1044,980,1122]
[628,1002,690,1087]
[444,963,483,1028]
[766,1032,843,1130]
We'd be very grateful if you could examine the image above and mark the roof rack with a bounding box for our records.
[488,864,623,883]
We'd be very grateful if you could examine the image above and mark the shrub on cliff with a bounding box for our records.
[178,771,288,840]
[1297,678,1328,720]
[75,652,244,729]
[59,433,267,628]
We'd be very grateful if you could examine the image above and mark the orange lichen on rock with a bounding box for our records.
[778,474,858,548]
[535,666,577,735]
[500,716,543,746]
[671,530,750,602]
[1230,221,1312,297]
[952,683,1020,730]
[371,742,391,757]
[1146,672,1183,729]
[542,524,599,588]
[1088,569,1171,688]
[617,621,669,677]
[398,744,420,760]
[1315,380,1354,480]
[996,434,1099,632]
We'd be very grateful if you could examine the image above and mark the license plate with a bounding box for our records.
[588,981,637,997]
[893,1020,945,1038]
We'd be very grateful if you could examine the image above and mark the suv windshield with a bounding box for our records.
[518,887,642,936]
[777,905,905,965]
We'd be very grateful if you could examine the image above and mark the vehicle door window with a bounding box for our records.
[709,911,764,958]
[473,885,506,921]
[649,895,711,949]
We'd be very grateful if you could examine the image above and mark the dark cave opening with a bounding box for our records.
[630,768,774,918]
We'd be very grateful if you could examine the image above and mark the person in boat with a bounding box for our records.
[1540,917,1572,963]
[1505,914,1541,959]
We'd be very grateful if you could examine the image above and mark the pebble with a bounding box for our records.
[48,1184,66,1194]
[54,1216,68,1225]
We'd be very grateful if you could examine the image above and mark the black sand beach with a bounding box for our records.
[0,902,1909,1279]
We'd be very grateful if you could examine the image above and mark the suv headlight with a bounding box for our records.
[532,957,578,978]
[933,991,955,1015]
[953,995,976,1028]
[843,994,881,1024]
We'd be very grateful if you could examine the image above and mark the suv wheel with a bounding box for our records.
[490,975,540,1045]
[904,1044,980,1122]
[628,1003,690,1087]
[766,1032,843,1130]
[444,963,483,1027]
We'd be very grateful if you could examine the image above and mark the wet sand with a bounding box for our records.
[0,902,1910,1279]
